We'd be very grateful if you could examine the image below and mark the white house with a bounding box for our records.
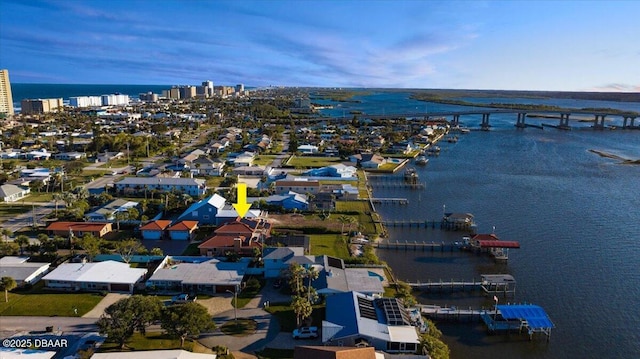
[298,144,319,154]
[0,184,30,202]
[0,256,50,286]
[91,349,217,359]
[42,260,146,293]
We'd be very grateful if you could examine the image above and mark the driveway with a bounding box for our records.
[82,293,131,318]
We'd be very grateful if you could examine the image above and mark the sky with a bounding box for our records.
[1,0,639,91]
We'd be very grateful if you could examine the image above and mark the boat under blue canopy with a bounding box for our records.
[497,304,554,330]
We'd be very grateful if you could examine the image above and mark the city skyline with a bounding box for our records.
[1,0,639,92]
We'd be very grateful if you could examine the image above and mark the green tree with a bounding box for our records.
[115,239,144,264]
[291,295,312,327]
[337,215,354,235]
[97,295,163,349]
[419,319,450,359]
[150,247,164,256]
[160,302,215,348]
[0,241,19,256]
[285,263,306,296]
[305,266,319,303]
[1,276,17,302]
[78,234,102,262]
[14,235,30,255]
[1,228,12,242]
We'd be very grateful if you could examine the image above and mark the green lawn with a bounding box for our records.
[253,155,277,166]
[205,176,225,188]
[0,285,104,316]
[335,201,383,236]
[24,193,54,202]
[309,234,350,258]
[220,319,257,336]
[0,204,33,217]
[286,156,343,168]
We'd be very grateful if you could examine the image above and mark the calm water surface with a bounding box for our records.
[374,129,640,359]
[316,91,640,358]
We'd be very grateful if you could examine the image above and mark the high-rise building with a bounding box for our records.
[0,69,14,116]
[21,98,64,115]
[101,94,129,106]
[178,86,196,99]
[235,84,244,93]
[69,96,102,108]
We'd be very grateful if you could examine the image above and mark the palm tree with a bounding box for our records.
[1,228,12,242]
[52,193,63,216]
[306,266,319,303]
[338,215,353,235]
[0,276,17,302]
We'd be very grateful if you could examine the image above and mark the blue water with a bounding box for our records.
[318,91,640,358]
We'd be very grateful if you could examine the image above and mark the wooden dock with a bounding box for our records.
[407,274,516,296]
[370,198,409,204]
[373,241,458,252]
[380,219,476,231]
[419,304,494,322]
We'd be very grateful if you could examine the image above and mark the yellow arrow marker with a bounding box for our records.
[232,183,252,218]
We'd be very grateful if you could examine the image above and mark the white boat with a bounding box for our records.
[415,156,429,165]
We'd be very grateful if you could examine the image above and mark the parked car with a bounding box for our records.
[292,326,319,339]
[171,293,197,303]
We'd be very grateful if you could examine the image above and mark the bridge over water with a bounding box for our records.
[324,108,639,130]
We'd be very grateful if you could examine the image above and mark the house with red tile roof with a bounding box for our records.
[167,220,199,241]
[140,220,173,240]
[198,218,271,257]
[46,222,112,238]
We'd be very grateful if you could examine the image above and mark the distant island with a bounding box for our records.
[589,149,640,164]
[409,92,640,117]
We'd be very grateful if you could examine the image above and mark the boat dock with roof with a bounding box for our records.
[481,304,555,341]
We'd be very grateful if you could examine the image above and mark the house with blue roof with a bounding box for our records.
[177,194,226,225]
[322,291,420,354]
[303,164,357,178]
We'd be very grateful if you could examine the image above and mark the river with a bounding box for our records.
[320,92,640,359]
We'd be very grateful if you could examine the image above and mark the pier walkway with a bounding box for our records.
[407,274,516,296]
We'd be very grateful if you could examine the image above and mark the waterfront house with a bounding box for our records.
[350,153,386,169]
[140,220,173,240]
[46,222,113,238]
[0,256,50,287]
[0,183,30,202]
[303,164,357,178]
[322,291,420,354]
[167,220,199,241]
[146,256,246,295]
[42,260,146,293]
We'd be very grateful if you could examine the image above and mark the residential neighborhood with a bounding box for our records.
[0,84,450,359]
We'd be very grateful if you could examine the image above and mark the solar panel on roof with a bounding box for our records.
[375,298,411,326]
[357,296,378,321]
[327,256,344,269]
